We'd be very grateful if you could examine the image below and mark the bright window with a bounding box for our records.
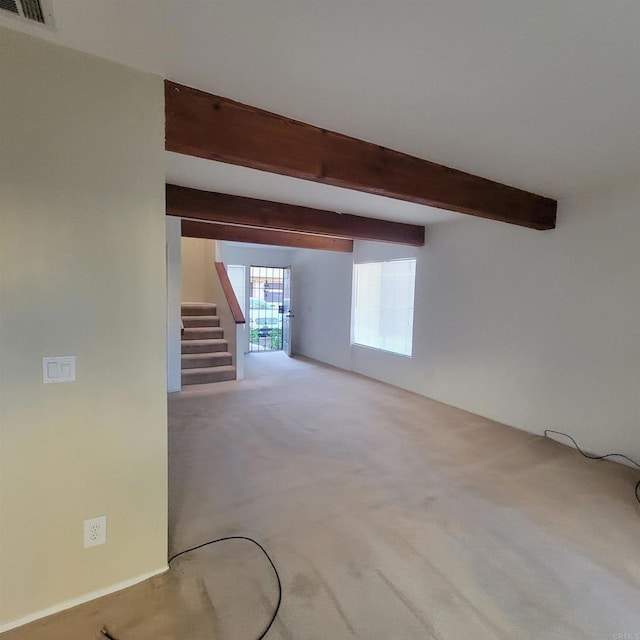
[352,259,416,356]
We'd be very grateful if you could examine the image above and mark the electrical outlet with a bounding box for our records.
[84,516,107,548]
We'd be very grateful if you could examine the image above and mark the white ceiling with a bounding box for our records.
[167,153,457,225]
[5,1,640,225]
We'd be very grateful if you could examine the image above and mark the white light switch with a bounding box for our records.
[46,361,58,379]
[43,356,76,383]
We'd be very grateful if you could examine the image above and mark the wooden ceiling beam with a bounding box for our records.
[168,184,425,246]
[182,219,354,253]
[165,80,557,230]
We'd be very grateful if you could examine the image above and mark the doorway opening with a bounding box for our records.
[249,266,285,352]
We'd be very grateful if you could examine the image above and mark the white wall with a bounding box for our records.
[0,28,167,629]
[166,218,182,392]
[291,249,353,370]
[293,180,640,462]
[221,243,295,272]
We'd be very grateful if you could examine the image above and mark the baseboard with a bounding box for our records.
[0,565,168,634]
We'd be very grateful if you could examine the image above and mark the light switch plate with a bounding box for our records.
[43,356,76,383]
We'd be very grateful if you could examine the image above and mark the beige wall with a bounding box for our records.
[181,236,217,303]
[180,237,237,365]
[0,28,167,628]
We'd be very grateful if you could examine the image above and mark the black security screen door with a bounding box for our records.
[249,266,285,352]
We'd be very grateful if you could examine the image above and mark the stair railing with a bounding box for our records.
[214,261,246,380]
[214,262,246,325]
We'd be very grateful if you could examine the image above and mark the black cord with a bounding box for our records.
[169,536,282,640]
[101,536,281,640]
[544,429,640,505]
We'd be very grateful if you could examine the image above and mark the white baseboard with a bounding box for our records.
[0,565,168,634]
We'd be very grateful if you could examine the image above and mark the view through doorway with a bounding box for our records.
[249,266,285,352]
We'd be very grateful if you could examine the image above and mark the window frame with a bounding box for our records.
[351,257,417,358]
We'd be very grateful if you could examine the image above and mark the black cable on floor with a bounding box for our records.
[101,536,281,640]
[544,429,640,505]
[169,535,282,639]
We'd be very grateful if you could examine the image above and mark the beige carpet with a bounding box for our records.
[4,353,640,639]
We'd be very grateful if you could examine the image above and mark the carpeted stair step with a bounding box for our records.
[181,352,233,369]
[182,315,220,328]
[182,326,224,340]
[182,365,236,385]
[181,302,217,316]
[180,302,235,386]
[182,339,229,354]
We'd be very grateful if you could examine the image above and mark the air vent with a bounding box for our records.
[0,0,54,28]
[0,0,19,15]
[20,0,44,23]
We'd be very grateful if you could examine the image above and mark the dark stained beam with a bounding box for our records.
[168,185,425,246]
[182,219,354,253]
[165,81,556,230]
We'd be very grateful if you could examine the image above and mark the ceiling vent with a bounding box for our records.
[0,0,55,29]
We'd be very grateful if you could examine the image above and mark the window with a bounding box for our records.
[250,297,271,310]
[352,259,416,356]
[227,265,246,317]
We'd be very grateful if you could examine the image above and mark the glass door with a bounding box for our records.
[249,266,285,352]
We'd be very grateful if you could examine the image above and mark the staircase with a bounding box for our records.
[181,302,236,386]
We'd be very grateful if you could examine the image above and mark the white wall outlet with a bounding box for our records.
[84,516,107,548]
[43,356,76,383]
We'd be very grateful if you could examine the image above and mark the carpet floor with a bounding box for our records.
[3,352,640,639]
